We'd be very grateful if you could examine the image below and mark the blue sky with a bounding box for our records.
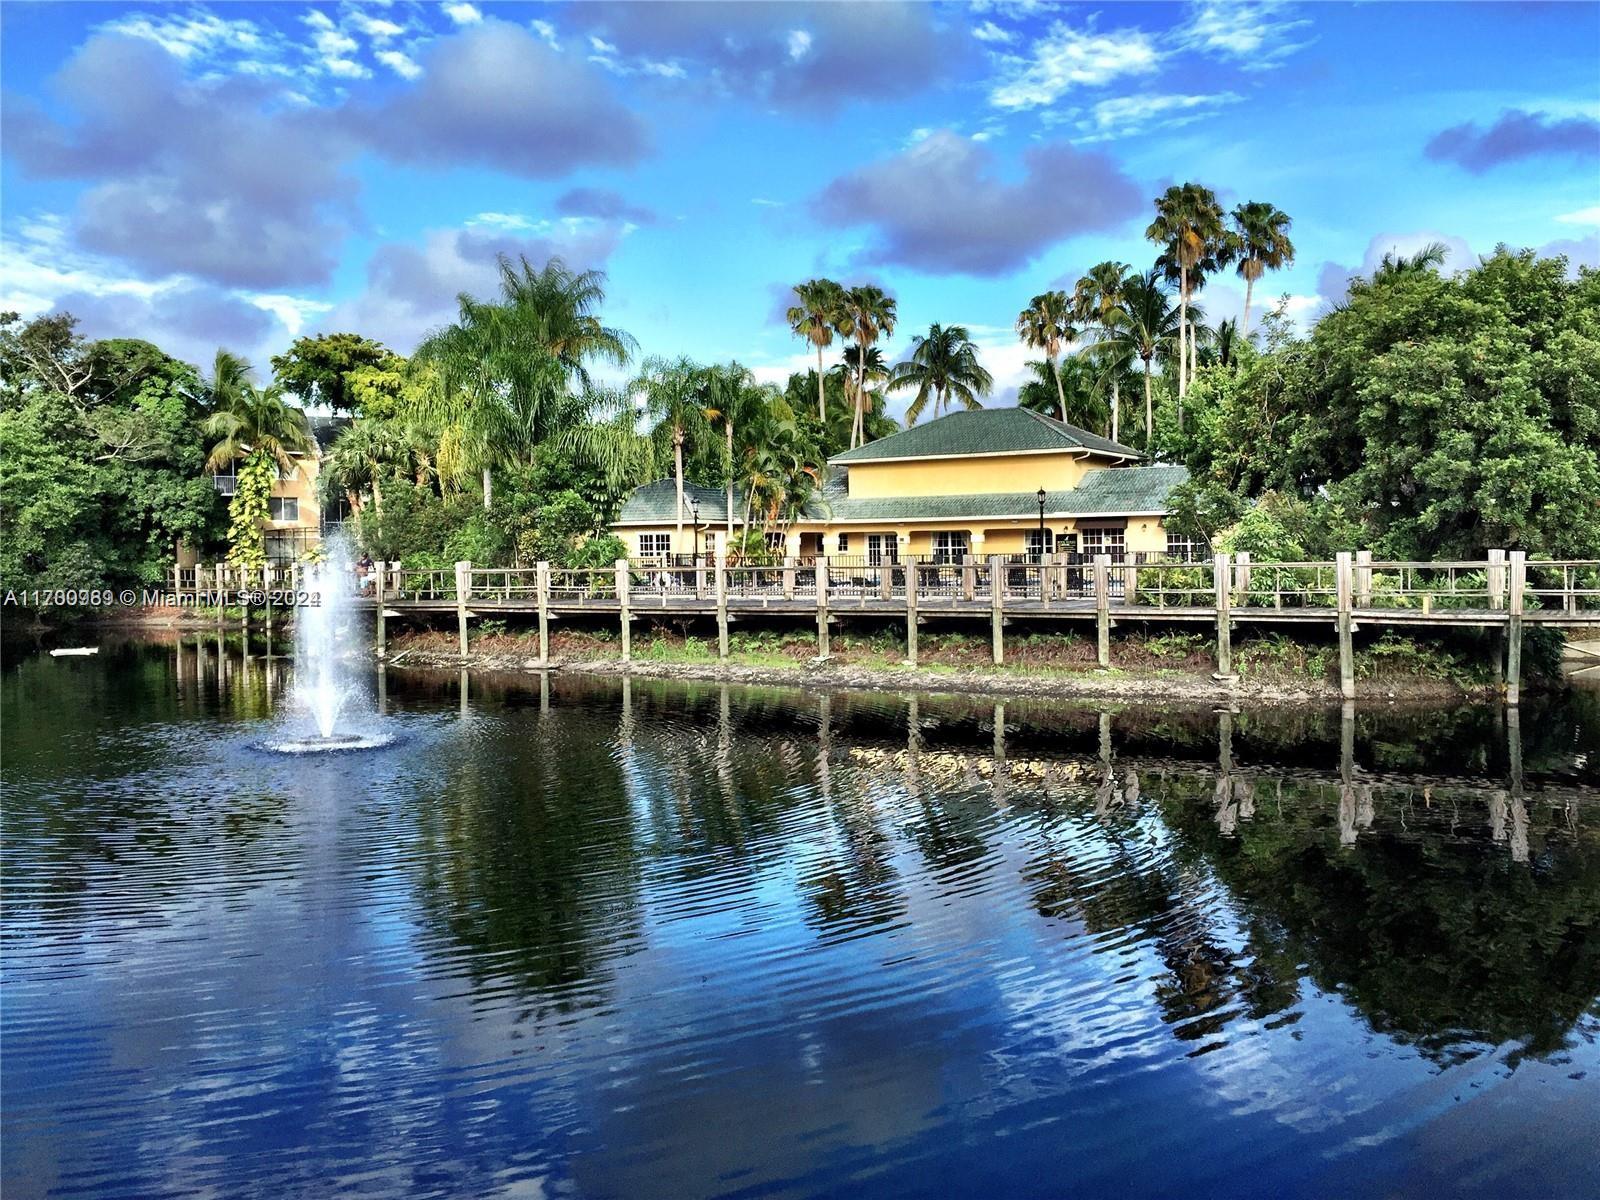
[3,1,1597,405]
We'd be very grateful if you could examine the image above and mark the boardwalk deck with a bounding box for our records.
[173,550,1600,704]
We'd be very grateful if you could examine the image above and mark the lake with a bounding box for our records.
[3,639,1598,1198]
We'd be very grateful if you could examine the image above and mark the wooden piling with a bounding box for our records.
[715,547,729,660]
[1354,550,1372,608]
[815,554,830,660]
[989,554,1005,665]
[1336,551,1355,700]
[615,558,631,662]
[1215,552,1233,678]
[904,558,919,664]
[1506,550,1525,706]
[375,559,387,655]
[455,559,472,656]
[535,560,550,664]
[1094,554,1111,667]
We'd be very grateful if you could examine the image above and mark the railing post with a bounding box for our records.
[782,555,796,600]
[1506,550,1525,706]
[989,554,1005,665]
[815,553,830,660]
[905,557,918,665]
[262,562,273,641]
[879,559,892,601]
[1336,551,1355,700]
[1487,549,1507,609]
[1214,552,1233,678]
[375,559,387,656]
[695,552,706,599]
[616,558,631,663]
[535,560,550,664]
[455,559,472,656]
[962,553,976,602]
[1355,550,1372,609]
[715,544,729,661]
[1232,550,1251,601]
[214,564,224,625]
[1094,554,1111,667]
[172,561,182,597]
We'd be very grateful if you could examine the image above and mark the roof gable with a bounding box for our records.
[829,407,1141,464]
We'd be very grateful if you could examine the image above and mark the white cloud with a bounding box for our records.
[642,59,687,79]
[99,11,268,61]
[375,49,422,81]
[750,197,785,207]
[349,13,405,42]
[323,55,371,79]
[1085,91,1242,139]
[972,21,1015,45]
[590,35,619,55]
[1555,205,1600,226]
[530,19,560,49]
[249,293,333,336]
[787,29,813,61]
[989,22,1160,110]
[467,211,537,232]
[443,3,482,27]
[1176,1,1313,70]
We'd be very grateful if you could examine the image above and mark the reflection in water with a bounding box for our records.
[2,641,1598,1199]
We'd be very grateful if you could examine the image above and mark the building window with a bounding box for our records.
[1165,532,1205,562]
[1079,526,1126,562]
[763,531,785,553]
[1025,528,1054,562]
[639,533,671,558]
[932,531,969,565]
[837,533,850,552]
[866,533,898,565]
[210,469,237,496]
[268,497,299,523]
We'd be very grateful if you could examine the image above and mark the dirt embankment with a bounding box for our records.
[378,629,1489,706]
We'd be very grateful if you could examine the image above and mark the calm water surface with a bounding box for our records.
[3,640,1599,1199]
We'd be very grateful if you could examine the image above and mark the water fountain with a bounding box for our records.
[268,540,391,753]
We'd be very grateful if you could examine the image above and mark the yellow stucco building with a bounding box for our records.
[613,407,1195,564]
[210,450,326,561]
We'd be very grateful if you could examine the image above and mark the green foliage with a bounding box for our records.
[0,315,220,590]
[227,452,274,567]
[1173,248,1600,560]
[270,333,397,414]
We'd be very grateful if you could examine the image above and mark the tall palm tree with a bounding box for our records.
[889,324,994,426]
[1073,261,1132,443]
[839,284,897,448]
[1014,290,1075,422]
[1230,202,1295,336]
[1097,269,1179,452]
[634,356,712,544]
[203,369,314,475]
[491,254,636,387]
[1015,357,1108,433]
[1145,182,1226,401]
[1375,241,1450,277]
[323,419,404,516]
[700,363,771,542]
[787,279,846,424]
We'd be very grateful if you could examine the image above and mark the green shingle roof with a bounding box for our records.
[811,465,1188,522]
[829,406,1141,463]
[616,479,744,524]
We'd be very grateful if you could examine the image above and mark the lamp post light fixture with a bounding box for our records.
[1036,488,1048,562]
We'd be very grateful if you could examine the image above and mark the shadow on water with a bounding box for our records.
[3,638,1599,1199]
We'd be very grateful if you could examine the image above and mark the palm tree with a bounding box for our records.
[1014,291,1075,422]
[890,324,993,426]
[787,279,846,424]
[1145,182,1226,401]
[839,284,897,448]
[1375,241,1450,277]
[1230,202,1295,336]
[323,419,404,516]
[1210,317,1240,369]
[1097,269,1179,451]
[492,254,636,386]
[1073,262,1132,443]
[700,363,772,542]
[634,356,712,544]
[203,367,314,475]
[1016,357,1108,433]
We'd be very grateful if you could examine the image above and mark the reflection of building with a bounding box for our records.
[612,408,1192,562]
[210,450,324,562]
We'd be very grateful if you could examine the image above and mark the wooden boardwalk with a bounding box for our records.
[175,550,1600,705]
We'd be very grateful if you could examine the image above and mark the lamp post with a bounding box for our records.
[691,499,701,564]
[1036,488,1048,562]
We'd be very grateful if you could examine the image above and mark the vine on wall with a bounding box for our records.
[227,451,274,568]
